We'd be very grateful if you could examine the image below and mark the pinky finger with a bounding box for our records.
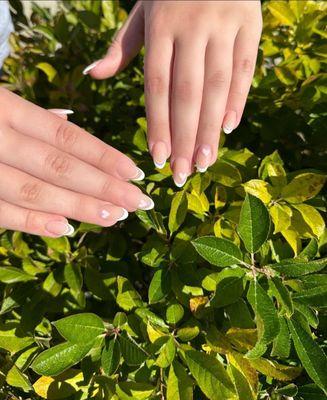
[0,199,74,238]
[223,26,261,134]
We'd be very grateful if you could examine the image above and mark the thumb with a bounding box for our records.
[84,2,144,79]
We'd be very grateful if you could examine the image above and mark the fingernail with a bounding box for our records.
[45,221,75,237]
[152,141,168,169]
[117,208,129,221]
[51,109,74,115]
[131,168,145,182]
[196,145,212,173]
[223,110,237,134]
[173,157,190,188]
[138,195,154,210]
[83,60,101,75]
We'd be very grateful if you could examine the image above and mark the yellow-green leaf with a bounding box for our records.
[281,173,326,203]
[243,180,273,204]
[292,204,325,237]
[169,191,188,234]
[270,204,292,234]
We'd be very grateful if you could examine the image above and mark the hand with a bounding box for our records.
[84,0,262,187]
[0,88,154,237]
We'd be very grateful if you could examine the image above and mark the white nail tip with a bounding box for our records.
[139,198,155,211]
[154,160,166,169]
[132,168,145,181]
[197,166,208,173]
[64,224,75,236]
[53,109,74,115]
[223,126,233,134]
[82,61,100,75]
[174,178,187,188]
[117,208,129,221]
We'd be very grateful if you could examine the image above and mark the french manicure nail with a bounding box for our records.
[83,60,101,75]
[51,109,74,115]
[131,168,145,182]
[117,208,129,221]
[152,141,168,169]
[223,110,237,134]
[45,221,74,237]
[196,145,211,173]
[173,157,190,188]
[138,195,154,210]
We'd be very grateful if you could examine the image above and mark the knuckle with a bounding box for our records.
[20,182,42,203]
[44,151,72,178]
[54,121,78,151]
[25,210,40,231]
[173,80,195,103]
[100,179,112,198]
[206,70,228,89]
[235,58,254,75]
[145,75,167,96]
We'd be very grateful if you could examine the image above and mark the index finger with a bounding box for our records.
[1,89,144,182]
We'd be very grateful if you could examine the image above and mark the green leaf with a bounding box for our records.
[269,277,294,317]
[292,204,325,237]
[64,263,82,293]
[268,1,296,25]
[293,285,327,308]
[210,160,242,187]
[281,173,326,204]
[185,350,235,400]
[167,360,193,400]
[116,382,155,400]
[6,365,32,392]
[0,267,35,283]
[228,364,255,400]
[288,319,327,393]
[237,194,270,253]
[156,336,175,368]
[101,338,121,376]
[118,333,147,366]
[116,276,143,311]
[243,180,273,204]
[148,269,170,304]
[36,62,58,83]
[0,323,34,353]
[169,191,188,234]
[271,257,327,277]
[53,313,104,344]
[192,236,243,267]
[246,280,280,359]
[298,239,318,260]
[33,369,86,399]
[31,341,93,376]
[210,269,245,308]
[166,302,184,325]
[135,307,168,328]
[269,204,292,234]
[271,316,291,358]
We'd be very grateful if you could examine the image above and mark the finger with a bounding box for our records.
[170,38,206,187]
[48,109,74,120]
[144,35,173,168]
[0,198,74,238]
[222,25,261,134]
[194,37,234,172]
[85,1,144,78]
[0,88,144,182]
[0,163,130,227]
[0,126,154,212]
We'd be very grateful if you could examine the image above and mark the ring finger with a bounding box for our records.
[0,163,129,227]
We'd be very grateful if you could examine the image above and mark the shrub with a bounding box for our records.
[0,1,326,399]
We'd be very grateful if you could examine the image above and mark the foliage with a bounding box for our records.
[0,1,326,399]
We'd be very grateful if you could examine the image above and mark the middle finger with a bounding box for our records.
[0,126,154,212]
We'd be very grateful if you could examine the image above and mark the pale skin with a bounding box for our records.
[0,88,154,237]
[85,0,263,187]
[0,1,262,237]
